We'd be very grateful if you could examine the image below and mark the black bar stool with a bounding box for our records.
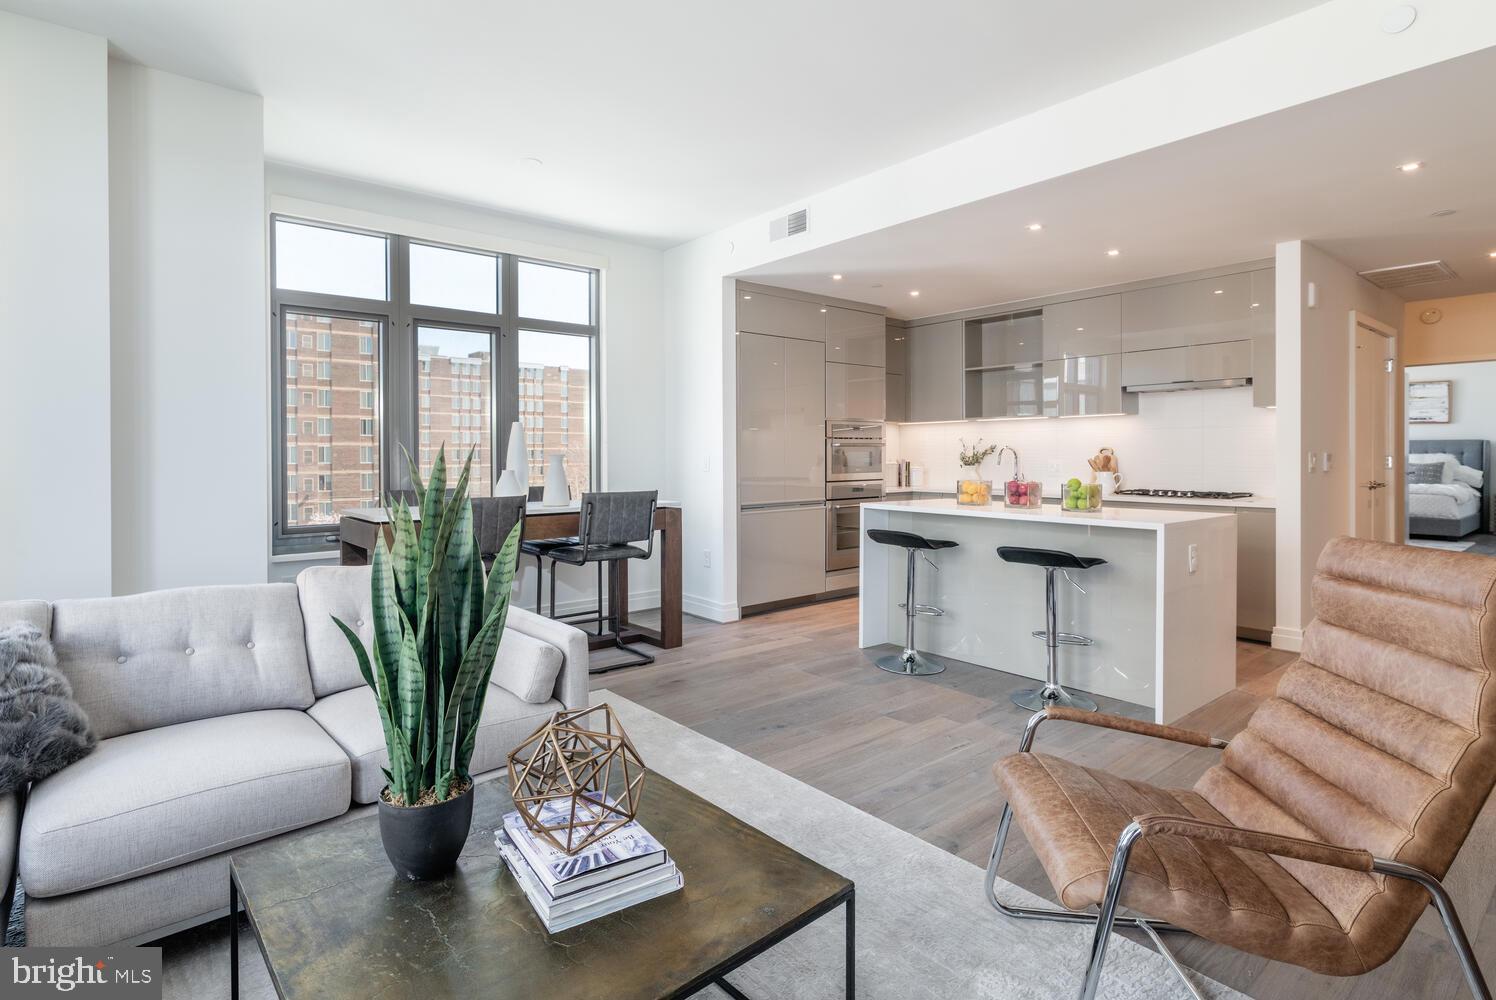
[866,528,959,676]
[521,537,581,617]
[546,491,659,673]
[996,545,1106,712]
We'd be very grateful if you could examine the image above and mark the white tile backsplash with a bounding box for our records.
[888,387,1276,497]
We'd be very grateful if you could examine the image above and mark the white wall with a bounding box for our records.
[1407,362,1496,443]
[665,0,1496,622]
[109,61,268,594]
[264,167,668,612]
[890,387,1276,497]
[0,13,112,601]
[1273,241,1403,648]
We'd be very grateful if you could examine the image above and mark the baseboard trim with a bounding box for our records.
[683,594,739,623]
[1270,626,1303,652]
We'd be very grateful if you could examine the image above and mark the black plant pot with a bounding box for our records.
[378,785,474,880]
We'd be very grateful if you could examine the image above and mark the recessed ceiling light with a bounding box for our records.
[909,290,920,297]
[820,308,828,313]
[1489,251,1496,259]
[742,295,752,300]
[831,274,843,280]
[1251,302,1260,308]
[1105,249,1120,257]
[1026,223,1043,232]
[1076,327,1085,332]
[1398,161,1424,173]
[1431,209,1458,217]
[1213,289,1224,295]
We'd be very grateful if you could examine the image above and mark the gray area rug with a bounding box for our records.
[152,692,1239,998]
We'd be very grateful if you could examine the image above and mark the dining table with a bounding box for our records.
[337,500,683,650]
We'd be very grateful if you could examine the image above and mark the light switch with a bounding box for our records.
[1188,544,1198,574]
[1307,452,1318,473]
[1321,452,1332,472]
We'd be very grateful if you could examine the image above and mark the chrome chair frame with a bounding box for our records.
[986,710,1492,1000]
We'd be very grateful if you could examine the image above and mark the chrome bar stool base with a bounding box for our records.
[1010,684,1097,713]
[876,649,946,676]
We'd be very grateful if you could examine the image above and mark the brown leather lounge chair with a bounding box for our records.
[988,537,1496,1000]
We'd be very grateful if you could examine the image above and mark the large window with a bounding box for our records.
[271,217,598,552]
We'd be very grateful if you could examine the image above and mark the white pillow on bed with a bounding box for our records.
[1408,453,1456,483]
[1454,463,1485,489]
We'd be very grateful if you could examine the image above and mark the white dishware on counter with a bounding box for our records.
[494,469,526,497]
[542,454,570,506]
[1100,471,1122,496]
[504,420,526,476]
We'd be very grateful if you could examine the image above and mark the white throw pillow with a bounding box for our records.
[1454,463,1485,489]
[491,628,563,704]
[1408,453,1456,484]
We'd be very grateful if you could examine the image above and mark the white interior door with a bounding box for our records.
[1352,322,1394,541]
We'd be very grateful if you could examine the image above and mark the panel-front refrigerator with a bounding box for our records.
[738,332,826,610]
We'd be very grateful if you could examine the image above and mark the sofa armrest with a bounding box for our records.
[0,789,21,918]
[1134,813,1374,872]
[504,607,589,710]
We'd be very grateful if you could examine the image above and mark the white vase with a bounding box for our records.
[543,455,570,506]
[494,469,526,498]
[503,421,526,478]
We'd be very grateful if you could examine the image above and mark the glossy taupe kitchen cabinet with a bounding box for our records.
[825,307,885,366]
[826,362,885,420]
[966,311,1043,369]
[736,332,825,505]
[736,289,826,342]
[1120,271,1255,352]
[906,320,963,422]
[1042,354,1131,417]
[885,322,907,375]
[966,364,1044,418]
[1249,269,1276,407]
[737,503,827,608]
[1042,294,1121,359]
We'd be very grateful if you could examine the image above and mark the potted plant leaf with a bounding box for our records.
[333,446,522,880]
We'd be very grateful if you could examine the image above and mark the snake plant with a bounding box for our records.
[333,446,521,806]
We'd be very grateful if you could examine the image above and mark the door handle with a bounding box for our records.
[1365,481,1387,490]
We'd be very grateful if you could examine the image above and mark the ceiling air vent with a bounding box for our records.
[1356,260,1458,289]
[769,208,808,241]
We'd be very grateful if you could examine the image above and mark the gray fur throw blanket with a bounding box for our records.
[0,623,96,794]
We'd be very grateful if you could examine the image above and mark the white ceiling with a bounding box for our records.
[3,0,1326,247]
[740,46,1496,318]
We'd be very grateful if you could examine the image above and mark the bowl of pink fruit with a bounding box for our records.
[1004,478,1042,509]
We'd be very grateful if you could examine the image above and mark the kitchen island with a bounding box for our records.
[859,499,1236,723]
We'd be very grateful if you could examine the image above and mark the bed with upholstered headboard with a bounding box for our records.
[1407,439,1492,538]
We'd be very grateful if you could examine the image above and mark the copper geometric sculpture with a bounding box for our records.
[505,703,646,855]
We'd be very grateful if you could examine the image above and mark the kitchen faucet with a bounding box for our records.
[996,445,1020,479]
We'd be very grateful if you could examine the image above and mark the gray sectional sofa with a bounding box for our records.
[0,566,589,946]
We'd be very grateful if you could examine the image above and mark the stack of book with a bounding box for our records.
[495,799,682,933]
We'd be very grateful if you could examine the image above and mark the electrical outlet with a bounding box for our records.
[703,550,711,568]
[1046,460,1060,474]
[1321,451,1332,472]
[1188,544,1198,574]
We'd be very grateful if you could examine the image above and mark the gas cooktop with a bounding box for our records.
[1116,489,1254,500]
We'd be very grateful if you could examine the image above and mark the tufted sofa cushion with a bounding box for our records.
[296,565,375,697]
[49,585,313,741]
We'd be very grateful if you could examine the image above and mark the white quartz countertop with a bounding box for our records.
[883,486,1275,510]
[864,498,1235,530]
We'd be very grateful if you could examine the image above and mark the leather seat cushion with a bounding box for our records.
[994,751,1375,976]
[20,710,350,898]
[308,684,563,804]
[547,543,648,564]
[996,546,1106,570]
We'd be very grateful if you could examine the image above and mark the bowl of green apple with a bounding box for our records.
[1061,477,1103,512]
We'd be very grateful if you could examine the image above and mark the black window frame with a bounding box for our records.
[270,214,600,555]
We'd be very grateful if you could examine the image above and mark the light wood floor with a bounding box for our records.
[595,597,1493,1000]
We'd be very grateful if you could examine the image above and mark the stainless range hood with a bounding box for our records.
[1121,341,1253,394]
[1124,376,1252,393]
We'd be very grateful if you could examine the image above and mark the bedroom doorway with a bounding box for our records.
[1350,313,1397,543]
[1404,358,1496,555]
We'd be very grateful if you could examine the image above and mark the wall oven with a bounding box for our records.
[826,481,883,572]
[826,420,884,483]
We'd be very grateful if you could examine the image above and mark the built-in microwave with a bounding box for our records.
[826,420,884,483]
